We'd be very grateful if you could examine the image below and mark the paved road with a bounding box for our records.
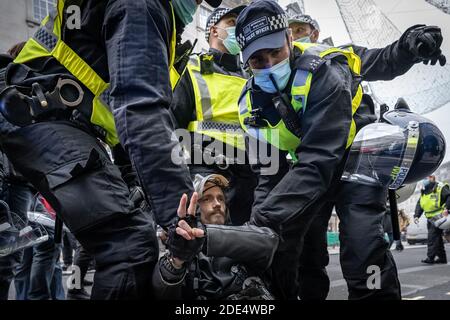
[8,244,450,300]
[327,243,450,300]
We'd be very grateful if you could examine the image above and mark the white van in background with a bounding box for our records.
[406,215,428,245]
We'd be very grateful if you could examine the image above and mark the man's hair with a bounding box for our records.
[203,176,228,194]
[7,42,26,59]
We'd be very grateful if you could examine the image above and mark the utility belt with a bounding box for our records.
[0,77,107,141]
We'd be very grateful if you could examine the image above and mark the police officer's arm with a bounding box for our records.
[250,144,290,210]
[170,71,196,129]
[111,144,139,188]
[205,224,279,271]
[414,198,424,219]
[346,43,416,82]
[251,59,353,232]
[103,1,193,227]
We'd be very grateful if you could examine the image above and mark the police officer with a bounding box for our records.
[171,5,257,225]
[288,14,321,44]
[0,0,221,299]
[287,13,447,300]
[415,175,449,264]
[233,0,406,300]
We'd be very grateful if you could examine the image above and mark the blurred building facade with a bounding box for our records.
[0,0,47,53]
[0,0,256,54]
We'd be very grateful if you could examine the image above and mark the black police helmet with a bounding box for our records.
[381,98,446,185]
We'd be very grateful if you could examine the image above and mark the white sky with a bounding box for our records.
[279,0,450,162]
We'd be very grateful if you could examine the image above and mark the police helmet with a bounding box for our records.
[342,98,446,189]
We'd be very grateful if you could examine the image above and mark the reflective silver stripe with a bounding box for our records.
[192,70,213,120]
[45,4,58,33]
[189,56,199,68]
[239,92,248,115]
[197,121,243,133]
[99,87,112,112]
[389,121,420,190]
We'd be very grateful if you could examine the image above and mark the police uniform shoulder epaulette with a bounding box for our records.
[293,53,326,74]
[338,43,355,52]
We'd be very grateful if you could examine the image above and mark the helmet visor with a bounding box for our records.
[342,123,418,189]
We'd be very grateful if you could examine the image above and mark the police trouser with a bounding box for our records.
[272,181,401,300]
[73,241,94,288]
[189,164,257,225]
[297,202,332,301]
[0,119,159,299]
[426,220,446,261]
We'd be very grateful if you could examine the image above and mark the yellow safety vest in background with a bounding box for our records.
[420,183,448,219]
[239,42,363,159]
[186,55,247,151]
[14,0,178,147]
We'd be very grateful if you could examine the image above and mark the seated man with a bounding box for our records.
[152,174,278,300]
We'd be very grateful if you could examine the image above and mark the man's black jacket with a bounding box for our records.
[152,224,279,299]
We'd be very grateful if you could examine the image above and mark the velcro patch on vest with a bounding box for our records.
[296,55,326,74]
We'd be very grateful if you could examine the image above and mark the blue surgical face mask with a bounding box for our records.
[422,178,431,188]
[295,35,312,43]
[295,30,314,43]
[217,27,241,55]
[172,0,198,27]
[252,57,292,94]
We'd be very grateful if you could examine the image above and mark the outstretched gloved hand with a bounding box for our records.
[166,192,206,264]
[401,24,447,66]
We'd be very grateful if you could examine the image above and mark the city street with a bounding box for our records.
[327,244,450,300]
[9,243,449,300]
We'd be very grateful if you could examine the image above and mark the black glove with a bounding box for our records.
[401,24,446,66]
[166,214,206,263]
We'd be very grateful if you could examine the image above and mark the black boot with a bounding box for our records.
[67,287,90,300]
[421,258,435,264]
[434,258,447,264]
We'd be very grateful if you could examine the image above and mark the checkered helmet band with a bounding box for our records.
[289,14,320,31]
[205,8,232,42]
[236,13,288,49]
